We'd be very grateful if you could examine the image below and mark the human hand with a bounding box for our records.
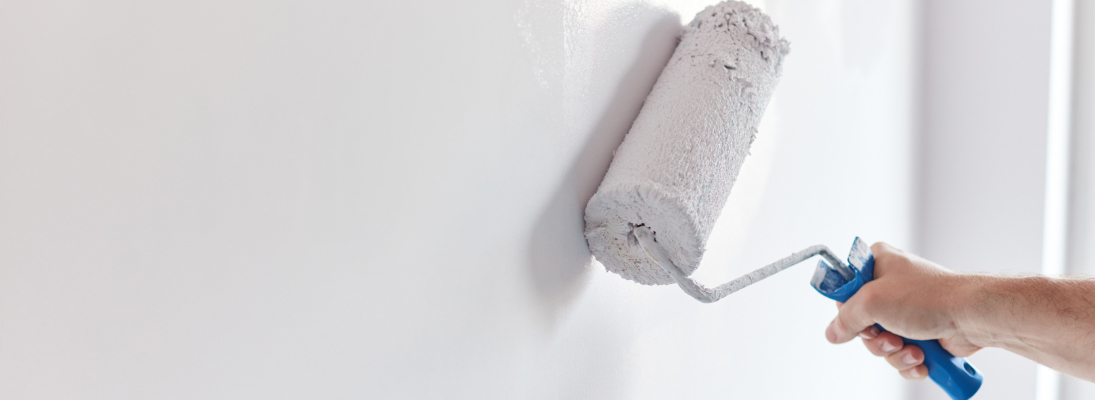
[824,242,983,380]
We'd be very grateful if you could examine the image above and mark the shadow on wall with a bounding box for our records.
[526,8,682,325]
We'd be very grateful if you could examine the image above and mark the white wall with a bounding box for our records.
[917,0,1052,399]
[0,0,917,398]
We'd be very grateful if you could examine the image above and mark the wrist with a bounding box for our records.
[951,274,1052,350]
[946,274,998,348]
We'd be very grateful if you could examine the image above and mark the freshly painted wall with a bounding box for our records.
[0,0,916,398]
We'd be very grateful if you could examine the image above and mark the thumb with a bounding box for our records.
[825,291,877,344]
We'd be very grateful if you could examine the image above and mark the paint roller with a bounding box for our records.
[583,2,982,399]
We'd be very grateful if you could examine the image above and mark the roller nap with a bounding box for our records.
[584,1,790,285]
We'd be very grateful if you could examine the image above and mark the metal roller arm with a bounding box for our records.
[633,226,851,303]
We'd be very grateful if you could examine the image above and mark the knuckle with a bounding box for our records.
[879,333,903,354]
[905,346,924,362]
[916,367,929,380]
[886,350,913,369]
[873,249,898,266]
[870,242,910,269]
[861,337,880,354]
[903,366,928,381]
[864,336,891,356]
[870,242,893,256]
[885,352,903,368]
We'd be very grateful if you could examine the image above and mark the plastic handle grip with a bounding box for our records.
[813,240,983,400]
[903,337,981,400]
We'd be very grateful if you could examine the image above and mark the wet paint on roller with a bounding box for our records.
[584,0,790,285]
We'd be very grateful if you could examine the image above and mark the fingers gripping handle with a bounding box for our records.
[811,238,983,400]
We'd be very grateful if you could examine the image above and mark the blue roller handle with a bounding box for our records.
[813,238,983,400]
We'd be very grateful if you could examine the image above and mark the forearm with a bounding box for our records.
[955,275,1095,380]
